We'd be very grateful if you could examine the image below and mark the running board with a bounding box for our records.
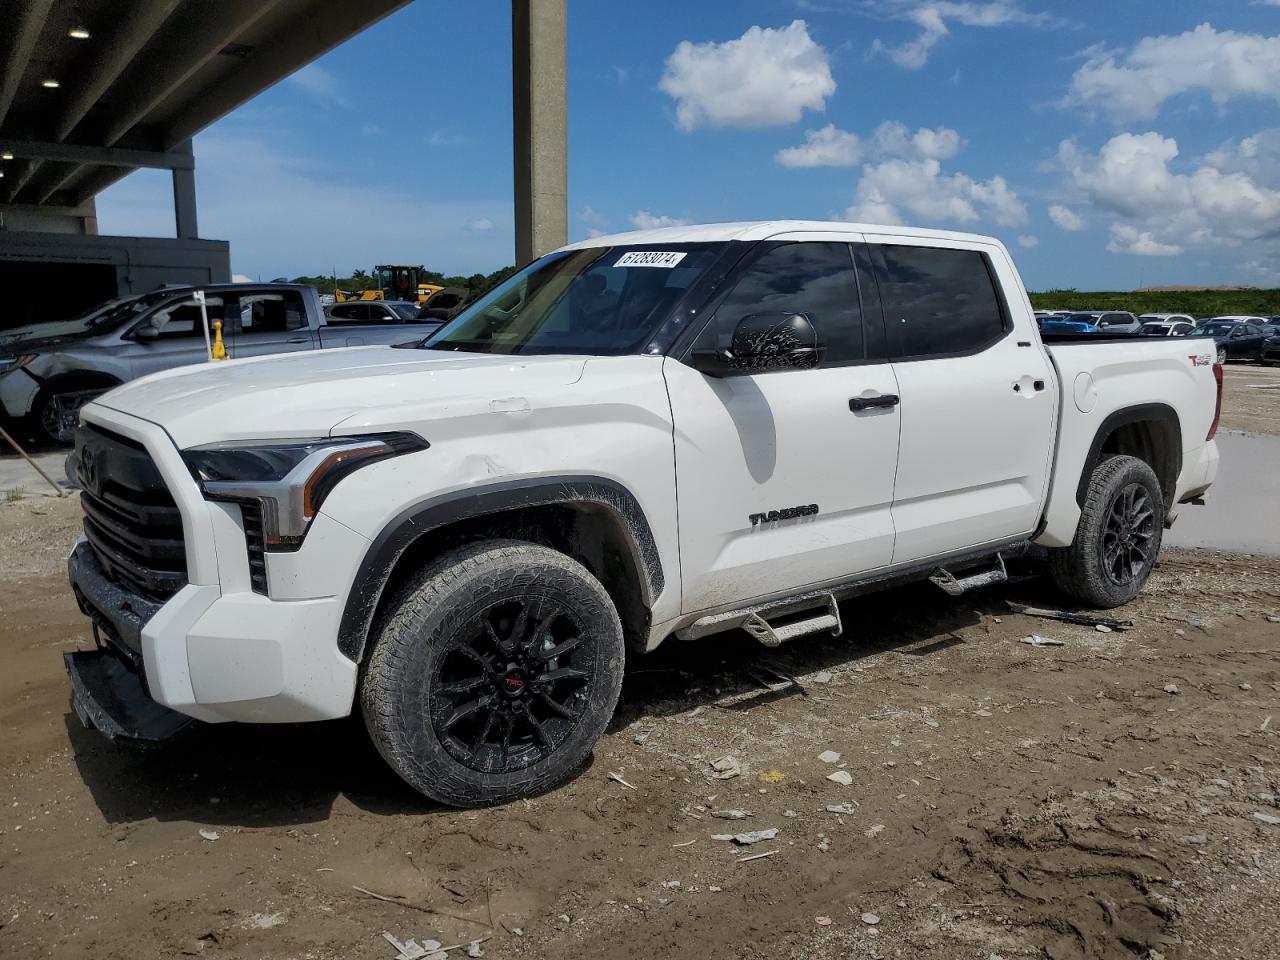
[929,553,1008,597]
[741,594,843,648]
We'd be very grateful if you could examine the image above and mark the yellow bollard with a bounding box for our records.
[211,319,228,360]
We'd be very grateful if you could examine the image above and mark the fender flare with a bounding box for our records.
[335,475,664,661]
[1075,402,1181,507]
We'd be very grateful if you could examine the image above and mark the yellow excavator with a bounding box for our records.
[335,264,443,305]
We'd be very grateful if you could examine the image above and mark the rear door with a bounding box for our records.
[228,289,315,358]
[869,238,1056,563]
[666,238,901,612]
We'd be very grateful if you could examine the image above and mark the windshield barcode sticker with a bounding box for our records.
[614,251,687,268]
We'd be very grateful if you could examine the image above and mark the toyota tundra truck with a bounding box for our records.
[61,221,1221,807]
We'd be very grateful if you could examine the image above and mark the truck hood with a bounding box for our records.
[92,346,589,449]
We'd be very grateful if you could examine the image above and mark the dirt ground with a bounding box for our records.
[1,494,1279,960]
[1221,363,1280,436]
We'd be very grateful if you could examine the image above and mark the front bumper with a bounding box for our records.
[66,404,368,729]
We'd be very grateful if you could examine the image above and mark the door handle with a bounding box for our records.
[1012,378,1046,394]
[849,394,900,412]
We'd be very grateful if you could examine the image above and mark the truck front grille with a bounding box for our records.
[75,425,187,602]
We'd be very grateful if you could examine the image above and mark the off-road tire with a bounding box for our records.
[360,540,625,807]
[1049,454,1165,609]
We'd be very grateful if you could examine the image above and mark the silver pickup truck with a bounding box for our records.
[0,283,440,444]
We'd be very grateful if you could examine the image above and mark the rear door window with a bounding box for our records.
[327,303,369,324]
[694,242,865,366]
[236,291,307,335]
[873,245,1007,360]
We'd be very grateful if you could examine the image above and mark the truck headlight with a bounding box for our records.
[182,433,427,551]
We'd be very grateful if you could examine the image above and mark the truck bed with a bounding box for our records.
[1035,333,1221,548]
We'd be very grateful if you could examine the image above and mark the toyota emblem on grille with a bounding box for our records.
[79,444,99,493]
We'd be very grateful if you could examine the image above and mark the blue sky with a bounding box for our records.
[97,1,1280,290]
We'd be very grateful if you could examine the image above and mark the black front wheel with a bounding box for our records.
[361,540,625,807]
[1049,455,1165,608]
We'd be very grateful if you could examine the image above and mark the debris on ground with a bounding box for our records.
[709,756,741,780]
[815,916,832,926]
[826,802,858,815]
[817,750,841,763]
[198,829,220,842]
[382,933,445,960]
[1096,624,1113,633]
[861,912,880,925]
[711,808,752,820]
[736,850,777,864]
[466,942,484,958]
[607,771,636,790]
[1020,635,1064,647]
[758,770,786,783]
[864,824,885,838]
[1181,834,1209,845]
[826,770,854,786]
[1253,812,1280,826]
[1007,601,1133,631]
[1164,683,1181,695]
[727,828,778,845]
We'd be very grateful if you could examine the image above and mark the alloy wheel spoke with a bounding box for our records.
[468,708,498,754]
[533,688,576,719]
[524,706,553,751]
[444,696,488,730]
[439,675,489,697]
[537,635,582,661]
[539,666,590,685]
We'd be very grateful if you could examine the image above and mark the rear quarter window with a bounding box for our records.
[873,245,1007,360]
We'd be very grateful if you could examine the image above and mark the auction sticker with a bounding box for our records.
[614,251,687,268]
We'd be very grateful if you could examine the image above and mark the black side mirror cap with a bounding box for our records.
[130,323,160,342]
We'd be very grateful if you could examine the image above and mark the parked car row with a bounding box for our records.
[0,282,445,444]
[1034,309,1280,364]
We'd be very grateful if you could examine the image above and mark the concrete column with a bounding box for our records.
[512,0,567,266]
[171,139,198,239]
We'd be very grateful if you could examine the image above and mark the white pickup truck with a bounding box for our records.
[62,221,1221,807]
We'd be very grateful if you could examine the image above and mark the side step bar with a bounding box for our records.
[681,593,844,648]
[929,553,1008,597]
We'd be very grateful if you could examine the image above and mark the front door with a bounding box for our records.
[127,295,223,379]
[666,240,901,613]
[868,239,1056,564]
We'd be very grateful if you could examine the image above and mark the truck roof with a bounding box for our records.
[557,220,1005,251]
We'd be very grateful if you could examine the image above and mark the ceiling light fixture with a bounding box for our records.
[69,26,91,40]
[41,79,61,89]
[1,152,13,161]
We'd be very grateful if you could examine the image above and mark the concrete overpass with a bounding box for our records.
[0,0,566,328]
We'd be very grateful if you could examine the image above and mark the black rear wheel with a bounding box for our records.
[361,540,625,807]
[1049,455,1165,608]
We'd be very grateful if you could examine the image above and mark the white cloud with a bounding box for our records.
[660,20,835,130]
[95,132,511,278]
[1068,24,1280,120]
[1106,224,1182,257]
[284,64,347,106]
[844,157,1027,227]
[1016,234,1039,248]
[1047,203,1086,231]
[870,121,961,159]
[871,2,1053,69]
[630,211,693,229]
[579,206,609,239]
[776,124,863,167]
[466,217,495,232]
[1056,131,1280,257]
[777,120,959,168]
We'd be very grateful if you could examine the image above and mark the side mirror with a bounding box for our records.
[731,312,821,370]
[689,312,822,376]
[131,323,160,342]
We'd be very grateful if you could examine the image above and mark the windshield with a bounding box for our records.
[423,243,727,356]
[390,303,421,320]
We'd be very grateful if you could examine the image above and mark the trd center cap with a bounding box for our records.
[499,669,528,698]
